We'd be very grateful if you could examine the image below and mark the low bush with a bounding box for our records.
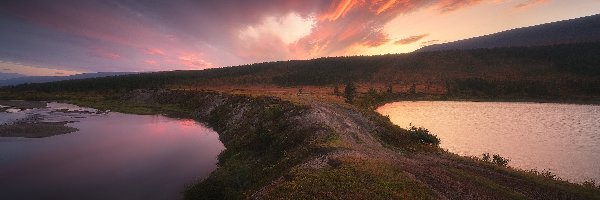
[408,126,440,146]
[481,153,510,167]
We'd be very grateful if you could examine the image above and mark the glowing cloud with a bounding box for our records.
[436,0,483,13]
[178,54,214,70]
[395,34,429,45]
[514,0,549,9]
[0,0,598,74]
[144,60,158,66]
[320,0,357,21]
[145,48,166,56]
[0,61,82,76]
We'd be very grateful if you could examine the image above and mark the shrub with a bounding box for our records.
[582,179,600,190]
[408,83,417,94]
[408,126,440,145]
[527,169,561,181]
[492,154,510,167]
[480,153,510,167]
[344,82,356,103]
[482,153,490,162]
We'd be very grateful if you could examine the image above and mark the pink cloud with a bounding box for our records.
[144,48,166,56]
[1,0,494,72]
[89,48,121,60]
[320,0,357,21]
[514,0,549,9]
[290,0,426,57]
[420,39,441,47]
[144,60,158,66]
[178,54,214,70]
[362,31,390,47]
[234,0,487,61]
[395,34,429,45]
[436,0,483,13]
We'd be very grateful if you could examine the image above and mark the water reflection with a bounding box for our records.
[377,101,600,182]
[0,103,224,200]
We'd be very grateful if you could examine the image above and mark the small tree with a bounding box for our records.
[444,80,451,95]
[367,87,377,96]
[409,83,417,94]
[386,84,393,94]
[333,85,340,96]
[344,82,356,103]
[492,154,510,167]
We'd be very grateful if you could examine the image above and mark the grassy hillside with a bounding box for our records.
[3,42,599,102]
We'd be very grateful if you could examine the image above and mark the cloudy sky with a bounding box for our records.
[1,0,599,76]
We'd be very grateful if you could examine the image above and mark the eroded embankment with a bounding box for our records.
[121,90,599,199]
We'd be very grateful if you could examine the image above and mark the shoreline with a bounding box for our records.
[0,101,84,138]
[378,98,600,106]
[1,90,599,199]
[0,121,78,138]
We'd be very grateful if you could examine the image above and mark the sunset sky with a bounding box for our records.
[1,0,599,76]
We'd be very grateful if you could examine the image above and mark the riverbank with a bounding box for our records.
[370,95,600,109]
[0,100,80,138]
[0,121,78,138]
[0,100,47,109]
[1,89,599,199]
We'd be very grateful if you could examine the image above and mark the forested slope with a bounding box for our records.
[3,42,600,100]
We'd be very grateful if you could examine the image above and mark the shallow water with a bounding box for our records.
[377,101,600,182]
[0,103,225,200]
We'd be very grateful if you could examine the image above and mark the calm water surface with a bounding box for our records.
[0,103,225,200]
[377,101,600,182]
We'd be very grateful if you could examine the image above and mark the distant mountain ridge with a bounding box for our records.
[0,72,26,80]
[0,72,135,86]
[418,14,600,52]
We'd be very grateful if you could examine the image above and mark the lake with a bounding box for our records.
[377,101,600,182]
[0,102,225,200]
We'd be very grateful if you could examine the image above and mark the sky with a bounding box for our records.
[1,0,599,76]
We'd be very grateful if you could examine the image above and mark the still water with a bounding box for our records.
[0,103,224,200]
[377,101,600,182]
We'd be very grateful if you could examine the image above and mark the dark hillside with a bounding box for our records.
[419,14,600,52]
[3,42,600,100]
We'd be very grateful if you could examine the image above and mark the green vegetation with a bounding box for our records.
[333,85,340,96]
[366,111,440,151]
[3,42,599,103]
[3,87,599,199]
[264,157,437,199]
[448,168,529,200]
[482,153,511,167]
[179,94,321,199]
[407,126,440,146]
[527,169,561,181]
[582,180,600,190]
[1,42,599,199]
[442,153,600,199]
[408,83,416,95]
[343,82,356,103]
